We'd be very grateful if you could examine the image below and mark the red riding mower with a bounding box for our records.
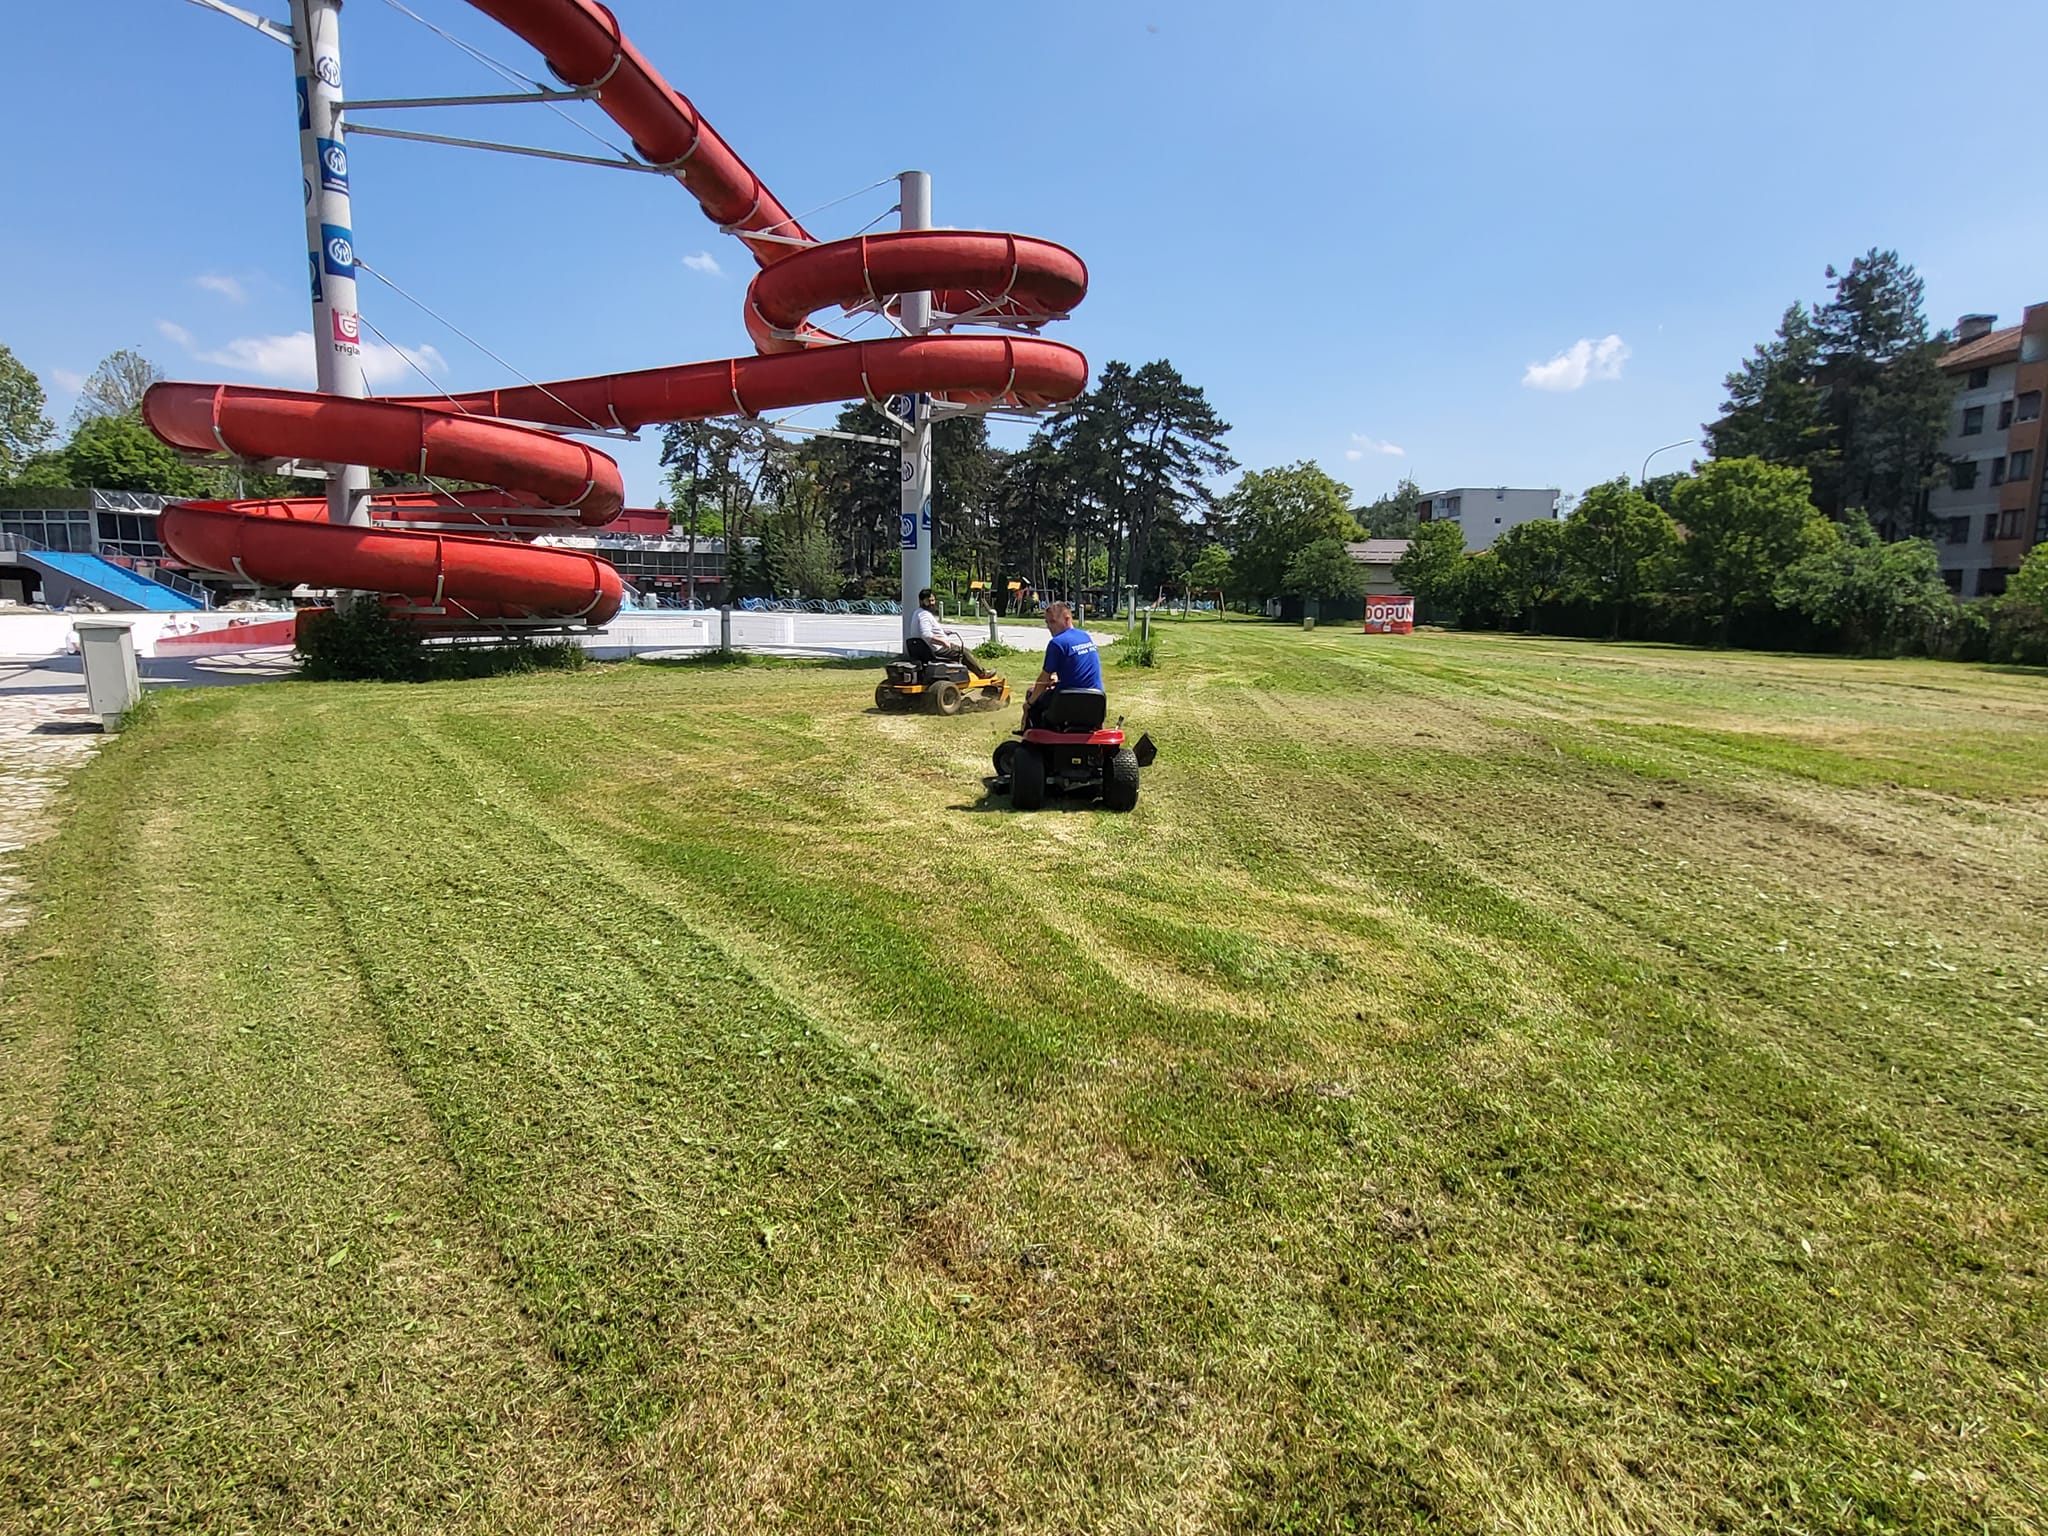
[985,690,1157,812]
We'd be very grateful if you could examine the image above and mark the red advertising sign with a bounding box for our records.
[1362,595,1415,635]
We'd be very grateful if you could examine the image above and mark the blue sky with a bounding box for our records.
[5,0,2046,510]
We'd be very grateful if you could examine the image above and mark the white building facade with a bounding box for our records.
[1919,308,2048,598]
[1416,487,1562,551]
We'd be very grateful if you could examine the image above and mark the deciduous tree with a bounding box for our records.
[1223,460,1359,602]
[71,349,164,427]
[1668,457,1834,642]
[1282,538,1365,603]
[1563,478,1681,635]
[1392,519,1467,619]
[0,343,55,480]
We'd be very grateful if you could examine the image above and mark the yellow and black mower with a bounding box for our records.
[874,646,1011,715]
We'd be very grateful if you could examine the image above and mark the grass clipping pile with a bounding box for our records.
[295,603,590,683]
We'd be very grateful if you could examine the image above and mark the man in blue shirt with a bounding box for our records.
[1024,601,1104,728]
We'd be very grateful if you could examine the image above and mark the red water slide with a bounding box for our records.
[146,0,1088,627]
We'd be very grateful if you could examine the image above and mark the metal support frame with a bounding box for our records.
[341,122,671,175]
[182,0,292,46]
[339,85,598,111]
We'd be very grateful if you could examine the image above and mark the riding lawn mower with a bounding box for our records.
[985,690,1157,812]
[874,641,1010,715]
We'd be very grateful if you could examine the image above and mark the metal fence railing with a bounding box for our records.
[0,528,214,609]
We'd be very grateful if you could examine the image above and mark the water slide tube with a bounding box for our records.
[146,0,1089,627]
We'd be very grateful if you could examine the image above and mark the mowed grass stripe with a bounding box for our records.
[234,695,982,1432]
[2,624,2045,1531]
[0,703,649,1533]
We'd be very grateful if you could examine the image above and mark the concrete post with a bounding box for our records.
[897,170,933,644]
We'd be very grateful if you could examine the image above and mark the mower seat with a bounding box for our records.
[1036,689,1107,732]
[905,637,940,664]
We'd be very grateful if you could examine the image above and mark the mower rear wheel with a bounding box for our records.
[929,680,964,717]
[992,739,1019,780]
[1011,744,1047,810]
[875,682,899,712]
[1104,747,1140,812]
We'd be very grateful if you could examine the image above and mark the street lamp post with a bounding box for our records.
[1640,439,1695,492]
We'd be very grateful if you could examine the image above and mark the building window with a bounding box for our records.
[1951,459,1978,490]
[2000,399,2016,430]
[1941,567,1964,592]
[1968,367,1991,389]
[2018,391,2043,423]
[1986,513,2000,542]
[1981,568,2011,597]
[1445,495,1462,516]
[1963,405,1985,435]
[1999,509,2022,540]
[1991,456,2007,485]
[2010,449,2034,481]
[1947,516,1970,544]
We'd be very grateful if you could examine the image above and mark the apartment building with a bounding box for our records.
[1923,304,2048,597]
[1416,487,1561,552]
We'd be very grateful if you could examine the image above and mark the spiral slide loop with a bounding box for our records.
[147,0,1089,628]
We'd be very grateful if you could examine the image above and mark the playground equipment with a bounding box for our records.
[152,0,1088,631]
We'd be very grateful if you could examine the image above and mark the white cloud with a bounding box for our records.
[157,319,195,348]
[1523,334,1630,392]
[188,330,449,391]
[49,368,85,394]
[1345,433,1405,462]
[682,251,723,276]
[195,273,247,303]
[362,339,450,389]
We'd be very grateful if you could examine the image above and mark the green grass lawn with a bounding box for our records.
[3,624,2046,1533]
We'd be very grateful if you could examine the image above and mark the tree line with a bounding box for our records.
[0,344,321,502]
[1390,251,2048,666]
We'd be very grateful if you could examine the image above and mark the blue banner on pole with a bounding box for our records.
[320,225,355,278]
[899,512,917,550]
[296,76,310,131]
[317,139,349,195]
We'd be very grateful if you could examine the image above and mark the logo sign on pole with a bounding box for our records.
[317,139,349,194]
[886,393,914,425]
[899,512,918,550]
[308,252,323,302]
[1362,595,1416,635]
[320,225,355,278]
[296,77,310,131]
[331,310,361,351]
[314,54,341,88]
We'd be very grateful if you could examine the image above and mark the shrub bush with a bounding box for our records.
[295,603,591,681]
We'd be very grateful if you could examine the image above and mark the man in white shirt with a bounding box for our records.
[910,588,995,679]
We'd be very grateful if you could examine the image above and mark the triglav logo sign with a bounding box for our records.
[314,54,341,88]
[331,310,361,347]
